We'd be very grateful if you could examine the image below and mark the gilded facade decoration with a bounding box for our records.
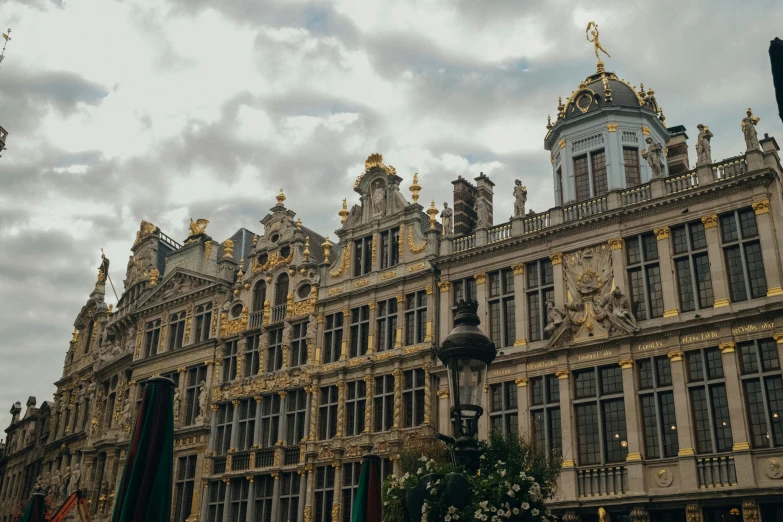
[752,198,770,215]
[407,226,427,253]
[328,247,350,278]
[701,214,718,228]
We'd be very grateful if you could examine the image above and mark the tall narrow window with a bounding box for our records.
[739,338,783,448]
[214,403,234,455]
[259,393,281,448]
[686,347,733,453]
[624,147,640,187]
[84,321,95,354]
[574,155,590,202]
[489,381,518,437]
[376,299,398,352]
[342,462,363,522]
[323,313,343,364]
[275,274,289,306]
[353,236,372,277]
[222,340,238,382]
[403,369,426,428]
[556,167,564,205]
[244,335,260,377]
[319,386,339,440]
[266,328,284,372]
[207,480,226,522]
[194,303,212,343]
[184,366,207,425]
[626,233,663,320]
[168,312,186,351]
[314,466,335,522]
[573,366,628,465]
[291,321,308,367]
[374,375,395,432]
[672,222,714,311]
[279,472,301,522]
[488,269,515,348]
[527,258,554,342]
[144,320,161,358]
[236,399,256,451]
[173,455,197,522]
[345,380,367,436]
[252,475,274,522]
[452,277,477,305]
[349,306,370,357]
[530,374,561,457]
[404,291,428,345]
[591,149,608,197]
[285,389,307,445]
[380,228,400,269]
[252,281,266,312]
[229,479,249,522]
[638,356,679,459]
[721,208,767,302]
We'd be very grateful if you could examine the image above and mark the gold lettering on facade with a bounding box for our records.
[637,340,665,351]
[576,349,613,362]
[681,331,719,344]
[528,359,558,370]
[731,322,774,336]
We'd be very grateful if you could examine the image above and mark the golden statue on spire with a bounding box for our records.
[586,22,610,71]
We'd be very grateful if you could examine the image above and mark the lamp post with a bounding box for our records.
[436,300,497,472]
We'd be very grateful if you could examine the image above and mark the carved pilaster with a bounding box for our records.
[392,369,402,428]
[423,363,432,425]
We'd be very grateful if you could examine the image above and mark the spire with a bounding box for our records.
[276,188,286,205]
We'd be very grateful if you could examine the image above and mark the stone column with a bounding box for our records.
[221,480,231,522]
[199,481,211,522]
[394,294,404,349]
[667,350,698,490]
[719,341,755,486]
[511,264,528,348]
[270,474,281,522]
[253,396,263,448]
[550,254,565,309]
[304,466,316,521]
[701,214,730,308]
[363,375,374,433]
[474,273,488,335]
[620,359,644,494]
[366,300,376,354]
[609,238,626,293]
[437,389,450,435]
[176,368,187,425]
[208,405,219,453]
[425,284,434,343]
[309,381,320,442]
[653,227,680,318]
[244,478,255,522]
[516,377,529,437]
[229,400,240,452]
[422,363,433,426]
[438,282,452,342]
[752,199,783,296]
[340,308,349,360]
[298,469,308,522]
[331,463,343,522]
[236,337,247,378]
[556,370,577,500]
[336,381,346,438]
[392,369,403,429]
[278,391,288,444]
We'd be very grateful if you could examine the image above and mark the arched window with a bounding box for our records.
[84,321,95,354]
[252,281,267,312]
[275,274,289,306]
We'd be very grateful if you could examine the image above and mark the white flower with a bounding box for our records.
[445,516,452,522]
[521,502,530,510]
[532,508,540,516]
[420,455,429,462]
[499,469,506,477]
[430,488,437,495]
[448,506,459,514]
[479,501,489,510]
[513,508,520,515]
[417,468,423,475]
[490,506,497,512]
[546,509,553,516]
[475,509,483,518]
[426,482,432,489]
[512,484,521,492]
[507,489,515,497]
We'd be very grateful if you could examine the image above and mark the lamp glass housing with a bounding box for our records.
[447,356,487,419]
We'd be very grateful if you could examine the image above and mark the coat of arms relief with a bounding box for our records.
[546,243,638,345]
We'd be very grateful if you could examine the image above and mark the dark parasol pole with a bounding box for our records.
[771,37,783,124]
[352,454,382,522]
[19,492,46,522]
[110,377,175,522]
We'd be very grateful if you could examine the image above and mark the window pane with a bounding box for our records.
[574,156,590,202]
[740,343,759,374]
[623,147,640,187]
[675,258,695,312]
[760,339,780,371]
[640,394,660,459]
[690,387,713,453]
[711,384,733,452]
[575,403,600,465]
[691,222,707,250]
[638,360,653,390]
[574,369,596,399]
[591,150,607,197]
[600,366,623,395]
[725,245,747,302]
[672,226,689,255]
[629,268,646,320]
[720,214,738,243]
[744,242,767,298]
[739,208,759,238]
[646,265,664,318]
[656,357,672,386]
[744,379,769,448]
[693,253,714,308]
[659,392,679,457]
[765,376,783,446]
[602,399,628,463]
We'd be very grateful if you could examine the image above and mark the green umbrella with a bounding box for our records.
[110,377,175,522]
[19,492,46,522]
[352,454,382,522]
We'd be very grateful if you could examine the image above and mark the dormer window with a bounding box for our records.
[574,149,607,202]
[280,245,291,258]
[275,273,289,306]
[257,253,268,266]
[84,320,95,354]
[270,233,280,243]
[624,148,641,187]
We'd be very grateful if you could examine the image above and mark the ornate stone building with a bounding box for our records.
[4,34,783,522]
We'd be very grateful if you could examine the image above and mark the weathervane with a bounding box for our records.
[586,22,610,72]
[0,28,11,68]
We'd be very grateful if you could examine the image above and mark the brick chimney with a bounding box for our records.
[452,172,495,236]
[666,125,690,175]
[475,172,495,226]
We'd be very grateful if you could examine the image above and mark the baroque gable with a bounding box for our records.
[136,269,218,311]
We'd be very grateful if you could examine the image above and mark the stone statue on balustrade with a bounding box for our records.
[371,180,386,217]
[283,321,292,344]
[305,315,317,345]
[119,398,131,431]
[68,463,81,495]
[475,194,490,229]
[544,300,565,339]
[58,466,70,502]
[642,137,665,179]
[195,381,207,424]
[50,471,61,500]
[173,388,181,422]
[441,203,453,237]
[696,124,713,166]
[742,108,761,151]
[513,180,527,217]
[124,325,136,354]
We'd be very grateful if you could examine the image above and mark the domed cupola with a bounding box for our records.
[545,23,671,207]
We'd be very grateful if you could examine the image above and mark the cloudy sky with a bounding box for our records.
[0,0,782,431]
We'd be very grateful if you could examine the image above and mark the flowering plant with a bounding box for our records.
[382,431,561,522]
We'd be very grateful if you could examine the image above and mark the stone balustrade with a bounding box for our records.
[712,155,748,180]
[564,196,608,222]
[576,465,628,497]
[621,183,652,206]
[665,170,699,194]
[696,455,737,488]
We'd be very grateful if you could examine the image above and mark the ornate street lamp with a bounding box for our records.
[437,300,497,471]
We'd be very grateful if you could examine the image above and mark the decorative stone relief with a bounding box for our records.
[655,468,673,487]
[765,457,783,479]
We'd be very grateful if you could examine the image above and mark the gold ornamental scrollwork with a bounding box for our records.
[550,253,564,265]
[511,264,524,275]
[252,250,294,273]
[329,247,350,278]
[701,214,718,228]
[474,273,487,285]
[408,262,426,273]
[408,227,427,254]
[438,281,451,293]
[371,234,377,267]
[752,199,770,215]
[381,270,396,280]
[654,227,670,240]
[609,237,623,250]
